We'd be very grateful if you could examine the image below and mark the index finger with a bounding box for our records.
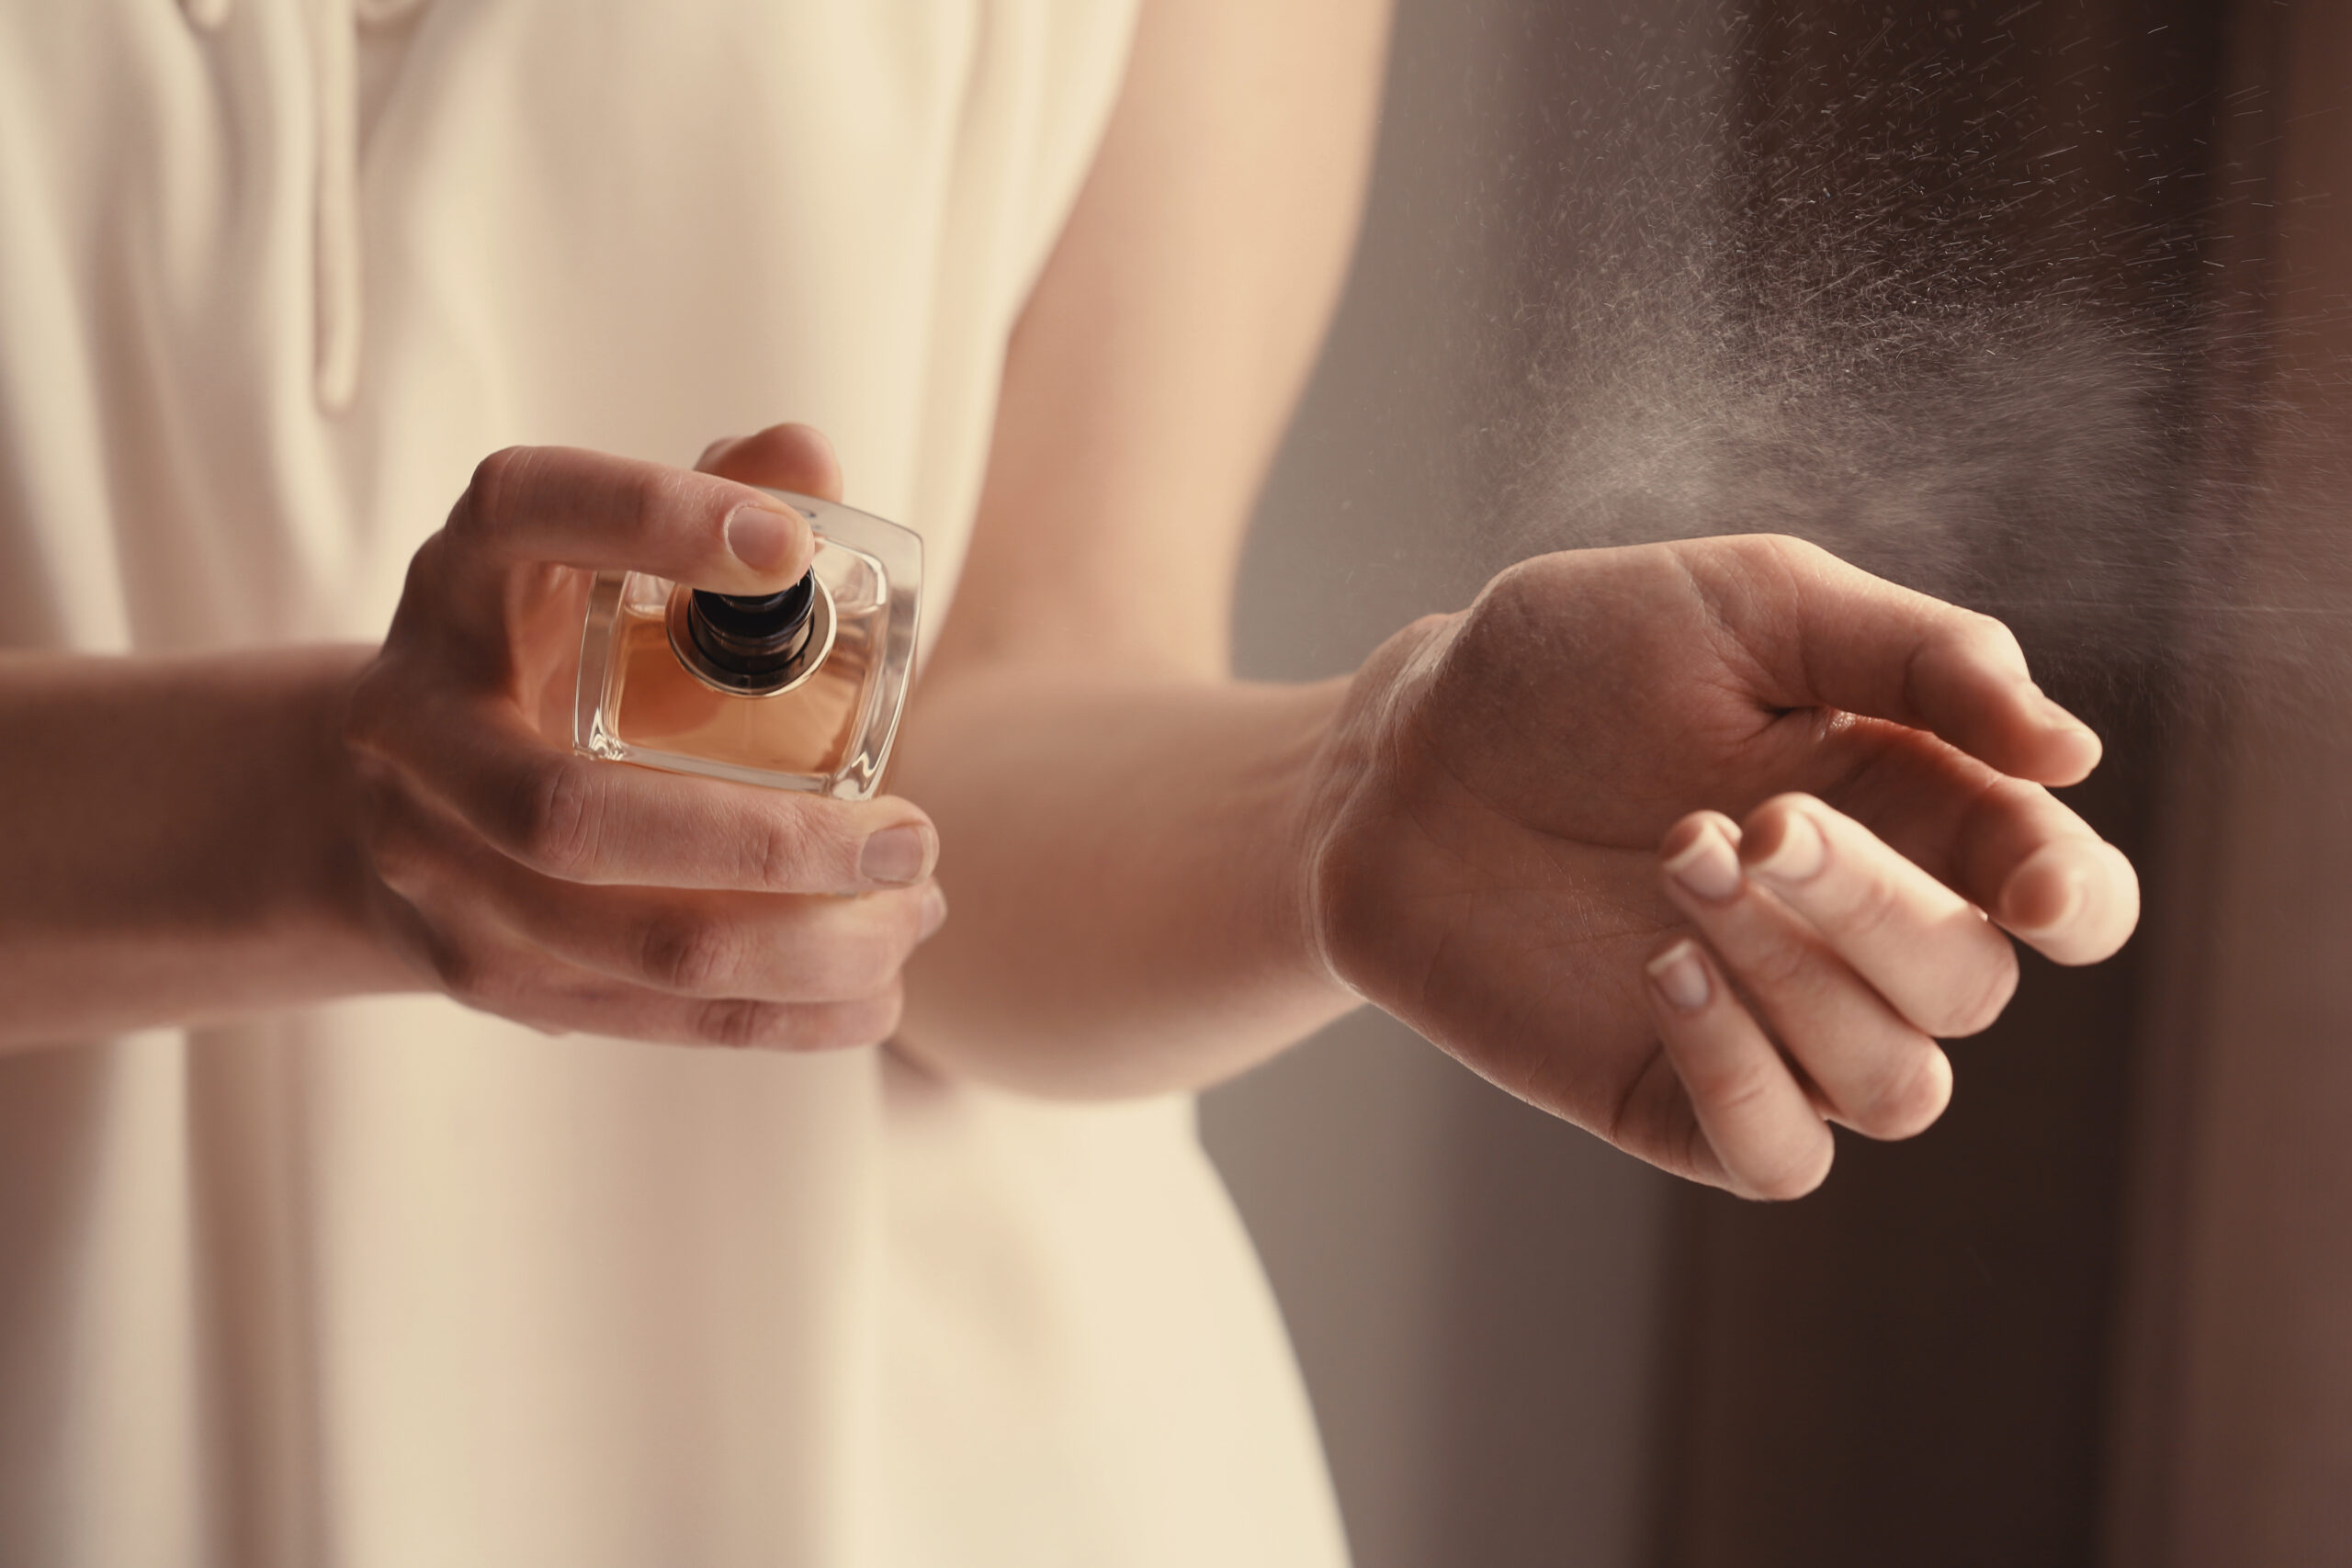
[1689,536,2102,787]
[447,444,816,595]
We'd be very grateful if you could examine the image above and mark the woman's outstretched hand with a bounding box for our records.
[343,427,945,1049]
[1304,535,2138,1199]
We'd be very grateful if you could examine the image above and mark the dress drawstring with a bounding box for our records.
[310,0,362,411]
[181,0,427,412]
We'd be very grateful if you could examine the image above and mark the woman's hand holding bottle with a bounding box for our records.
[343,427,945,1049]
[1301,534,2138,1199]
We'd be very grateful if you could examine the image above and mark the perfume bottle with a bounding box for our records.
[573,491,922,799]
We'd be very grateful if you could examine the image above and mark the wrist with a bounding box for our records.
[1253,675,1363,1008]
[165,642,417,1006]
[286,644,413,987]
[1293,612,1463,1004]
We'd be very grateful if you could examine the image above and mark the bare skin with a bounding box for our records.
[1303,538,2132,1198]
[0,0,2137,1198]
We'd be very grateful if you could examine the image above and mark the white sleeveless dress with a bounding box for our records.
[0,4,1350,1564]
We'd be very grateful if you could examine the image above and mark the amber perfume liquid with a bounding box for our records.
[573,491,922,799]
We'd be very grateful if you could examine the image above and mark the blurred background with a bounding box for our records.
[1200,1,2352,1564]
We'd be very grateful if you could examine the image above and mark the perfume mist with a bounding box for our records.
[573,491,922,799]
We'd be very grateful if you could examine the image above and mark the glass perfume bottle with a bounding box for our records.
[573,491,922,799]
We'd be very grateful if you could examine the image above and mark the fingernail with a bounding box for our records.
[1647,941,1712,1012]
[725,502,800,574]
[1664,821,1744,902]
[918,885,949,941]
[1748,809,1826,886]
[860,823,934,886]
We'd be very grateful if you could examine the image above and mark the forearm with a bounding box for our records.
[0,647,409,1048]
[876,0,1391,1095]
[891,665,1359,1098]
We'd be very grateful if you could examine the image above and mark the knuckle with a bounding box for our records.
[742,817,805,890]
[1963,779,2049,856]
[686,988,902,1052]
[1946,610,2029,679]
[1686,1055,1782,1122]
[690,998,781,1049]
[460,446,533,531]
[1748,533,1828,573]
[744,805,854,890]
[634,464,707,541]
[379,533,469,652]
[1457,562,1556,660]
[1966,608,2027,660]
[1975,772,2045,821]
[1482,555,1550,609]
[1694,533,1828,596]
[1736,932,1816,997]
[515,758,605,879]
[639,913,741,995]
[1832,866,1907,942]
[1930,942,2019,1038]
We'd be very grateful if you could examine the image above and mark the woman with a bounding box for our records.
[0,0,2137,1562]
